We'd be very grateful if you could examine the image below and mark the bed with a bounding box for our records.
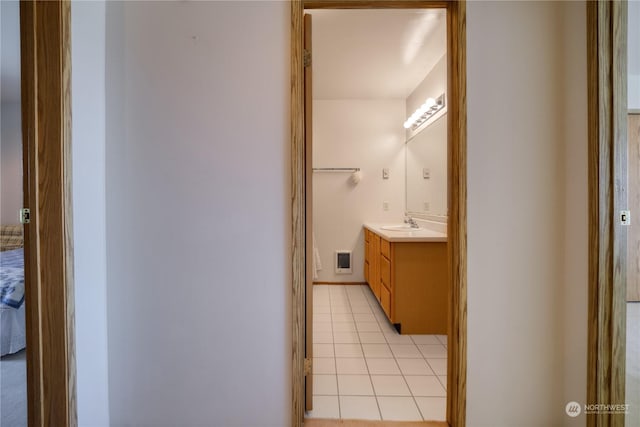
[0,225,25,356]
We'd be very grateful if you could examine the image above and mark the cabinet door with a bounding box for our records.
[371,234,381,300]
[364,233,370,283]
[380,283,391,319]
[380,255,391,290]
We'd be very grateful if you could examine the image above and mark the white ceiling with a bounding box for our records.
[311,9,446,100]
[1,0,21,104]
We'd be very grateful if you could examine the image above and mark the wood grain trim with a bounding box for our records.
[291,1,306,426]
[587,2,628,426]
[304,1,449,9]
[292,2,466,426]
[20,1,77,426]
[446,2,466,427]
[313,282,368,285]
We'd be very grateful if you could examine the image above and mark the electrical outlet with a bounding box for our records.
[383,201,390,211]
[423,168,430,179]
[423,202,430,211]
[382,168,389,179]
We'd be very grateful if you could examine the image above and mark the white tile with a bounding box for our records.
[417,344,447,358]
[339,396,381,420]
[384,333,414,344]
[334,331,360,344]
[351,305,373,314]
[377,396,423,421]
[362,343,393,358]
[359,332,387,344]
[378,321,398,334]
[331,304,352,314]
[426,358,448,375]
[436,334,448,346]
[390,344,423,358]
[396,358,434,375]
[370,375,411,396]
[336,357,368,374]
[313,358,336,375]
[332,313,354,322]
[437,375,447,390]
[313,374,338,395]
[411,335,441,345]
[356,321,381,332]
[306,395,339,419]
[337,374,374,396]
[314,343,334,358]
[405,376,446,397]
[314,313,332,323]
[353,313,377,322]
[334,343,364,358]
[366,358,401,375]
[313,322,332,332]
[415,397,447,421]
[313,331,334,344]
[332,321,357,332]
[314,305,331,314]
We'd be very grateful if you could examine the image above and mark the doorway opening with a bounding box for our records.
[306,7,448,422]
[290,1,467,426]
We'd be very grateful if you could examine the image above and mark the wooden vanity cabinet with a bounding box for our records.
[364,228,447,334]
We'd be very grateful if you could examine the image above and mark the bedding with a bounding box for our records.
[0,248,25,356]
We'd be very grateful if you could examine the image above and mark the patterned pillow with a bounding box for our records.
[0,225,24,251]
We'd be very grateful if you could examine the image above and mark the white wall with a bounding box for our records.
[629,0,640,110]
[313,100,405,283]
[0,102,22,225]
[104,2,290,426]
[466,1,587,426]
[71,2,111,426]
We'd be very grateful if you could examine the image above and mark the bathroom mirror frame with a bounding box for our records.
[290,1,467,426]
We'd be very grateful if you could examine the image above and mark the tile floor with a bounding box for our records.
[305,285,447,422]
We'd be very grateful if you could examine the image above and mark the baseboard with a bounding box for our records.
[313,281,367,286]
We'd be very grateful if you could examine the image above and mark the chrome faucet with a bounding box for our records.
[404,214,419,228]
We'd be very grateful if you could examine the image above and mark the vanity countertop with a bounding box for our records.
[364,223,447,243]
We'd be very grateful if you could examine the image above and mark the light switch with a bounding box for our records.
[382,168,389,179]
[423,168,430,179]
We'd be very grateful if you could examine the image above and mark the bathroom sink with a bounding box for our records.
[380,225,421,231]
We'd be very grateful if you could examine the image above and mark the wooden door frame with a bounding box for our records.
[290,1,467,426]
[20,1,77,426]
[587,1,628,426]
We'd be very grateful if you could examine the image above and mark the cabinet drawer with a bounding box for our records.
[380,283,391,319]
[380,255,391,289]
[380,238,390,259]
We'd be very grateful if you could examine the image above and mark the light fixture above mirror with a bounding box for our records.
[403,93,446,130]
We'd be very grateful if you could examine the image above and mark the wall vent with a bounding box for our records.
[335,250,352,274]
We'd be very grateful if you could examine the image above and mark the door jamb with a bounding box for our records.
[290,1,467,426]
[586,1,628,426]
[20,1,77,426]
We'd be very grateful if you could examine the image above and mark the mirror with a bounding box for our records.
[405,113,448,217]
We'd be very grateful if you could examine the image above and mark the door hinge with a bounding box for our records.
[621,210,631,225]
[303,49,312,67]
[19,208,30,224]
[304,357,312,376]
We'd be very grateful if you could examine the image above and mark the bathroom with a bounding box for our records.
[308,8,450,421]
